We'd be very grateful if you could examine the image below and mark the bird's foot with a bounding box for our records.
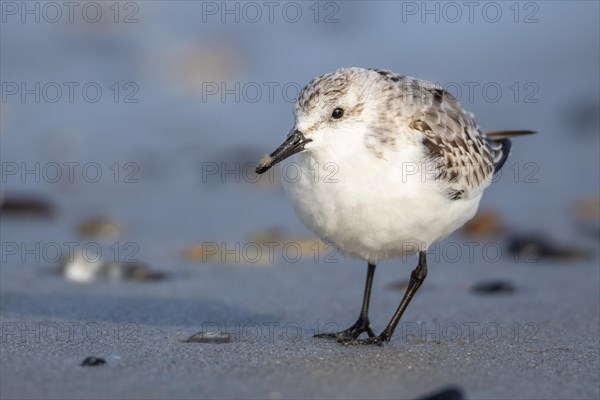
[313,318,375,341]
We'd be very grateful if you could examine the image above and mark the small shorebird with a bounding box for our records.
[255,67,535,345]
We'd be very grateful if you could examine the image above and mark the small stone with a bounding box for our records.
[76,217,120,238]
[461,210,502,237]
[0,195,53,218]
[506,234,591,262]
[123,263,166,281]
[572,196,600,221]
[61,254,122,283]
[81,356,106,367]
[185,331,233,344]
[185,231,330,265]
[61,253,163,283]
[571,197,600,239]
[416,386,464,400]
[471,280,515,295]
[184,245,206,261]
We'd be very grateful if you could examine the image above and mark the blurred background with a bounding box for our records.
[0,1,599,398]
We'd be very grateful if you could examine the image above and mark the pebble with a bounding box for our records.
[471,280,515,295]
[76,217,121,238]
[123,263,166,281]
[461,210,502,237]
[184,243,272,265]
[61,254,122,283]
[571,196,600,238]
[185,230,329,265]
[415,386,464,400]
[0,195,54,218]
[81,356,106,367]
[185,331,233,344]
[62,254,165,283]
[572,196,600,221]
[506,234,590,262]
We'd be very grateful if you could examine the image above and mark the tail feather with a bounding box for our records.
[483,130,537,139]
[483,130,537,173]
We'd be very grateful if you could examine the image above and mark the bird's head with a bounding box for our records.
[256,67,393,174]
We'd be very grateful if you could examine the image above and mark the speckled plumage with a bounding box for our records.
[295,67,503,201]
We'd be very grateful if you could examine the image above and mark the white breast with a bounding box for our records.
[281,137,483,263]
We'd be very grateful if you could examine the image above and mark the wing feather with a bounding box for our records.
[372,70,495,200]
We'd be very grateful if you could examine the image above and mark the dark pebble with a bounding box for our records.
[185,331,233,344]
[506,234,590,262]
[81,356,106,367]
[472,280,515,295]
[415,386,464,400]
[123,263,167,281]
[1,195,53,218]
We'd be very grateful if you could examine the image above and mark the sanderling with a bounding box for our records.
[256,67,535,346]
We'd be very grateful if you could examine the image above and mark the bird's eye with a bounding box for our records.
[331,108,344,119]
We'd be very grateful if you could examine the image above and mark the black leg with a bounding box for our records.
[340,251,428,346]
[314,262,376,340]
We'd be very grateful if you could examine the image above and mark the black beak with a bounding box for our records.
[255,130,312,174]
